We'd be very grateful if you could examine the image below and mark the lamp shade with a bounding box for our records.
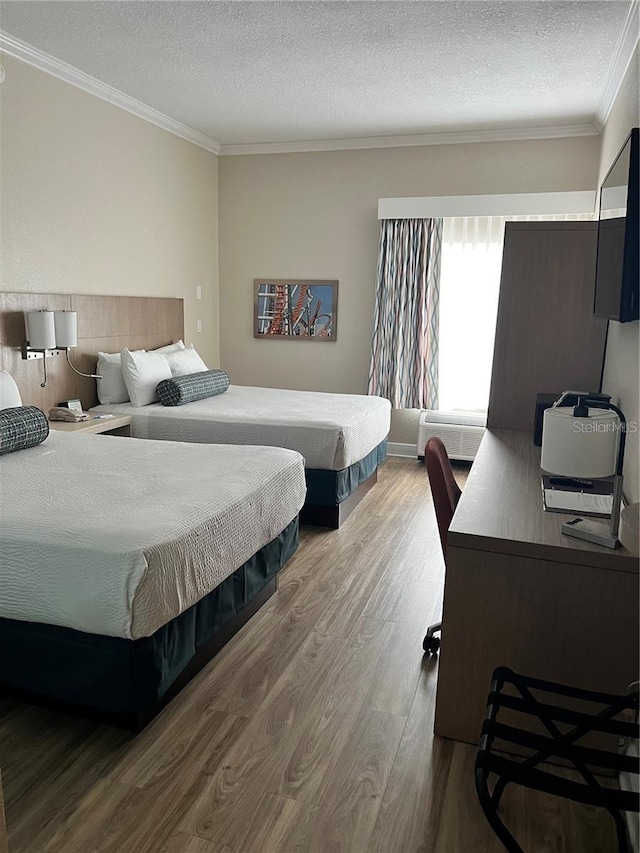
[54,310,78,348]
[27,311,56,349]
[541,406,619,478]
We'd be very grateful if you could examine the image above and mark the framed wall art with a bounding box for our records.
[254,279,338,341]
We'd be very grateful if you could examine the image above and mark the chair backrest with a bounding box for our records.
[425,436,462,558]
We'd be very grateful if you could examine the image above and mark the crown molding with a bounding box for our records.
[0,31,221,155]
[593,0,640,131]
[0,29,606,159]
[218,124,599,156]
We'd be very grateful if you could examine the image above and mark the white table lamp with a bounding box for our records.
[541,394,627,549]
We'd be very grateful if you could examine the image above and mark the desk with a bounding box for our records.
[434,429,639,744]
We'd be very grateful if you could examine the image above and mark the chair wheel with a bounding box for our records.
[423,635,440,654]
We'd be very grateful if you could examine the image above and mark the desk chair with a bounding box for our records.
[423,436,462,654]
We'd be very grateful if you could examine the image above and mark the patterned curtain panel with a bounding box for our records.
[368,218,442,409]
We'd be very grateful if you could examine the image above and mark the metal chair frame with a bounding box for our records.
[475,667,639,852]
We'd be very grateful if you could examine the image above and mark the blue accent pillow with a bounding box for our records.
[0,406,49,455]
[156,370,230,407]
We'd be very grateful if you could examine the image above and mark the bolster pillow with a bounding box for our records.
[156,370,230,407]
[0,406,49,455]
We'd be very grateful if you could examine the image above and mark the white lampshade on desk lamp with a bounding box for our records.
[541,393,627,549]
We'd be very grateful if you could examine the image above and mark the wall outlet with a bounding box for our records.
[196,320,202,333]
[196,286,202,300]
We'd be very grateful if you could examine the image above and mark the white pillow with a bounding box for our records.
[0,371,22,409]
[120,348,172,408]
[96,350,145,405]
[165,346,208,377]
[152,340,186,354]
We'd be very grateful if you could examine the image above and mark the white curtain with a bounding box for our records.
[442,211,594,247]
[437,213,594,415]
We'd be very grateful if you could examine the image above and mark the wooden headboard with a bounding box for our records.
[0,292,184,411]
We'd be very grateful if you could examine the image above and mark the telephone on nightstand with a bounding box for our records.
[48,407,90,423]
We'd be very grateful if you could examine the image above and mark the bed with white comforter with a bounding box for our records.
[0,430,305,639]
[91,384,391,470]
[91,384,390,527]
[0,431,305,724]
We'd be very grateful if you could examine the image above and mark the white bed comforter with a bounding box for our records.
[0,432,305,640]
[91,385,391,470]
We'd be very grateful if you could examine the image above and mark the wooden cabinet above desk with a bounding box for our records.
[487,221,607,432]
[434,429,638,745]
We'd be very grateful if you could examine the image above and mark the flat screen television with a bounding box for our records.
[593,127,639,323]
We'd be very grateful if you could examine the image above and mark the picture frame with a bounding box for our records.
[254,279,338,341]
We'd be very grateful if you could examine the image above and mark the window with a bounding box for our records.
[438,217,503,415]
[437,213,593,416]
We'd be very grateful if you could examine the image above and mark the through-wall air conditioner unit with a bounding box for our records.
[417,410,486,462]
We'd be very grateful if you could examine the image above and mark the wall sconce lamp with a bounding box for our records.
[22,310,101,388]
[541,393,627,549]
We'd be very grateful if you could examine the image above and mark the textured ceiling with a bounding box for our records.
[0,1,633,146]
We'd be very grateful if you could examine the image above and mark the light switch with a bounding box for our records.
[196,286,202,300]
[196,320,202,333]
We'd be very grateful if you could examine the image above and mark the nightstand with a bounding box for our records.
[48,414,133,437]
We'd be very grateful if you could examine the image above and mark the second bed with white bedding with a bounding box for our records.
[91,384,391,470]
[0,431,306,640]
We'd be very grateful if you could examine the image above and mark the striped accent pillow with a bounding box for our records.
[0,406,49,455]
[156,370,230,407]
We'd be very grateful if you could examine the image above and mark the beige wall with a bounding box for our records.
[219,136,600,443]
[0,52,615,453]
[598,47,640,504]
[0,55,220,366]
